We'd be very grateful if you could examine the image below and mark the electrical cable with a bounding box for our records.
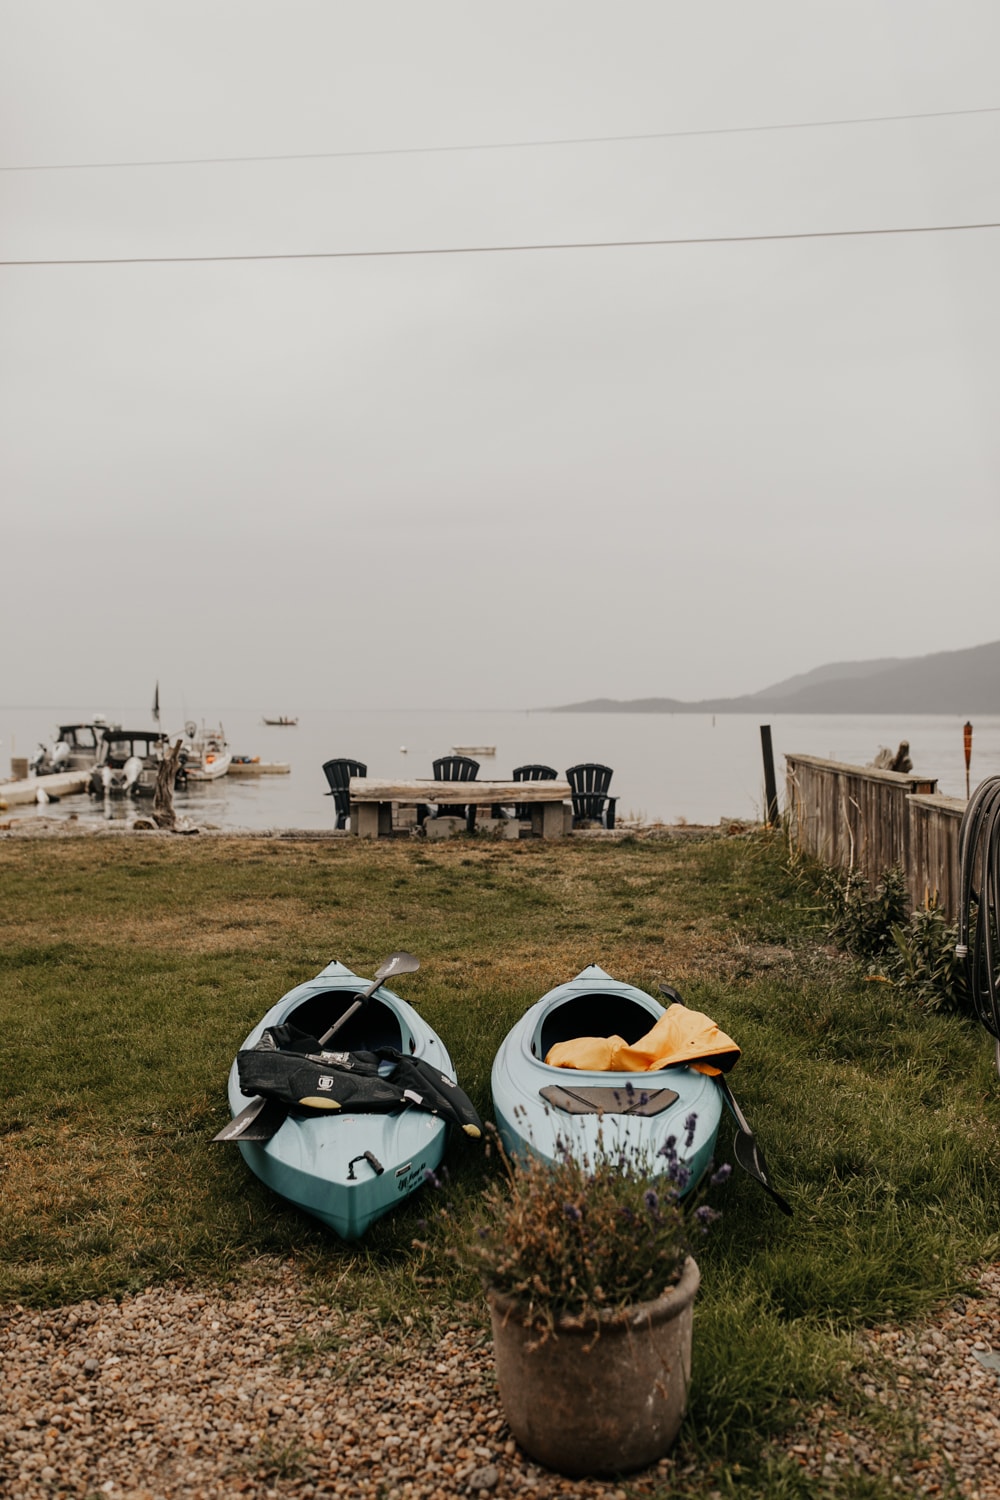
[955,775,1000,1077]
[3,218,1000,269]
[2,104,999,174]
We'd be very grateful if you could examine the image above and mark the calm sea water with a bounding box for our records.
[2,706,997,832]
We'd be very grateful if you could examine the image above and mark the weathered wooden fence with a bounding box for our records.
[785,753,967,916]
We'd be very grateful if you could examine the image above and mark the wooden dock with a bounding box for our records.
[227,761,290,776]
[0,771,89,808]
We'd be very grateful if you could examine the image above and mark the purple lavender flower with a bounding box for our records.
[684,1112,698,1148]
[710,1162,732,1187]
[657,1134,678,1162]
[563,1203,582,1222]
[695,1205,720,1232]
[667,1160,691,1193]
[422,1167,441,1189]
[643,1189,659,1212]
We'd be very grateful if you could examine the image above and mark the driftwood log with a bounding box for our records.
[870,741,912,774]
[152,739,183,829]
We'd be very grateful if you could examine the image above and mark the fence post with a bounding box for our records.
[760,725,779,826]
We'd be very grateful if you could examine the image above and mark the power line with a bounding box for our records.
[2,104,999,174]
[3,219,999,268]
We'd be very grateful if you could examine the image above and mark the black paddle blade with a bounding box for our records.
[732,1128,793,1216]
[212,1096,288,1143]
[717,1075,793,1216]
[374,951,420,984]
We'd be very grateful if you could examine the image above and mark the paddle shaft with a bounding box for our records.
[318,997,365,1047]
[317,953,419,1046]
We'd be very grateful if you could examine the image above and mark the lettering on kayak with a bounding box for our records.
[395,1161,428,1195]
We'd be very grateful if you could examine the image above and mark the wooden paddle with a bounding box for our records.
[213,952,420,1144]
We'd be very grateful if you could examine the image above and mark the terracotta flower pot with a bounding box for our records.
[487,1255,700,1478]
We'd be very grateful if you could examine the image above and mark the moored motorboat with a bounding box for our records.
[87,727,174,798]
[29,719,108,777]
[220,955,481,1240]
[263,715,298,726]
[491,964,729,1194]
[178,721,232,782]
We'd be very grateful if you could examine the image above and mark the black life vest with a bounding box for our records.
[236,1024,482,1137]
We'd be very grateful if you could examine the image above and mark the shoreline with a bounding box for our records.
[0,814,747,842]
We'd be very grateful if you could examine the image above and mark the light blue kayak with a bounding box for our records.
[491,964,725,1193]
[225,959,454,1240]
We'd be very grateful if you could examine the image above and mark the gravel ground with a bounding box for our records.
[778,1263,1000,1500]
[3,1261,1000,1500]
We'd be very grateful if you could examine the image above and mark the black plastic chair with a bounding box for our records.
[511,763,558,821]
[565,763,617,829]
[420,754,480,832]
[322,757,367,830]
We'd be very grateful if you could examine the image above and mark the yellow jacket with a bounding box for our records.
[544,1002,740,1077]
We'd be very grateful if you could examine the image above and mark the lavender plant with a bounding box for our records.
[452,1116,729,1334]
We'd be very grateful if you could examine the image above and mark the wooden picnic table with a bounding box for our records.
[349,777,572,839]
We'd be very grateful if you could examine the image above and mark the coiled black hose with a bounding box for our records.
[956,775,1000,1075]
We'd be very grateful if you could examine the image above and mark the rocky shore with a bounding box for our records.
[2,1260,999,1500]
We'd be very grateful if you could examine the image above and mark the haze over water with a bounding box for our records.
[2,706,996,832]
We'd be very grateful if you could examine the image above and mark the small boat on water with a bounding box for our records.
[453,745,495,756]
[491,964,728,1194]
[29,719,108,777]
[217,954,481,1240]
[263,715,298,726]
[87,727,175,799]
[178,721,232,782]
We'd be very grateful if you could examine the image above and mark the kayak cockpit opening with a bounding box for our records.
[535,993,659,1060]
[288,991,406,1052]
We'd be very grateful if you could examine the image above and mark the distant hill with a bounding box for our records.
[549,640,1000,715]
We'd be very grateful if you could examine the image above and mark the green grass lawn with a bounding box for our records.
[2,829,998,1498]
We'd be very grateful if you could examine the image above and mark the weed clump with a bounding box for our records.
[821,864,908,959]
[817,862,973,1017]
[890,901,972,1016]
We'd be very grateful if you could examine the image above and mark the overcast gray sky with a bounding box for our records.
[2,1,998,712]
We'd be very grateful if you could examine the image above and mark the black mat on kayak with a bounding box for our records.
[539,1084,680,1116]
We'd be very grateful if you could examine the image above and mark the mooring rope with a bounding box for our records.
[956,775,1000,1078]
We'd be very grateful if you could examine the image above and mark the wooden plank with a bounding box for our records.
[907,793,965,916]
[349,777,571,804]
[783,753,936,795]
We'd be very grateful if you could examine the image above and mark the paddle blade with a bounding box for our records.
[374,951,420,982]
[733,1129,794,1216]
[213,1096,288,1143]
